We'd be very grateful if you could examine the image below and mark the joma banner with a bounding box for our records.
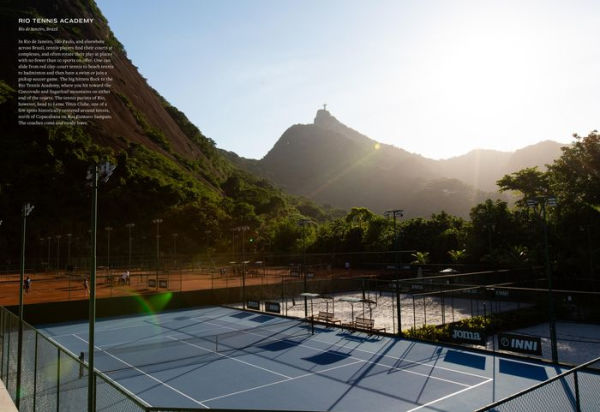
[450,327,486,346]
[498,333,542,355]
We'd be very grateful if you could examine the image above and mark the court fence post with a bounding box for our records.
[33,332,38,411]
[574,370,581,412]
[395,280,402,336]
[5,317,10,389]
[412,295,416,329]
[56,347,60,412]
[441,291,445,325]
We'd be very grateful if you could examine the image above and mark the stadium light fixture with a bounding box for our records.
[16,202,34,409]
[526,196,558,363]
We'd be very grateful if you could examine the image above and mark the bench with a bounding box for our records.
[343,317,386,334]
[311,311,341,326]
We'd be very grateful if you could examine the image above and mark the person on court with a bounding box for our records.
[24,276,32,293]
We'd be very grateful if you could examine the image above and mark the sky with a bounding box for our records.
[97,0,600,160]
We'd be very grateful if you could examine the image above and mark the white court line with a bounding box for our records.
[51,311,491,388]
[406,378,493,412]
[198,318,488,381]
[201,360,366,403]
[72,334,209,409]
[199,319,473,387]
[309,335,491,380]
[49,322,156,338]
[166,335,292,379]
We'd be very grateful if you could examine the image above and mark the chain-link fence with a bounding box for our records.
[0,306,325,411]
[0,305,149,411]
[475,357,600,411]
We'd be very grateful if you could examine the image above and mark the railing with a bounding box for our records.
[475,356,600,411]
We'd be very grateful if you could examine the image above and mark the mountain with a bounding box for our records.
[0,0,323,258]
[228,110,565,218]
[438,141,565,192]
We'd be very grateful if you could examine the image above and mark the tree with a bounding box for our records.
[497,167,550,208]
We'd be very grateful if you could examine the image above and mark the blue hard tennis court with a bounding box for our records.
[39,306,569,411]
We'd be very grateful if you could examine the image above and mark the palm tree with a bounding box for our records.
[448,249,467,263]
[411,251,430,265]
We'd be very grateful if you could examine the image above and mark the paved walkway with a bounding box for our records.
[0,379,17,412]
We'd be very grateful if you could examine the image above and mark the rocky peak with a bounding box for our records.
[314,108,341,128]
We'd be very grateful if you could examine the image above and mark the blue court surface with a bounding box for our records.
[39,306,568,411]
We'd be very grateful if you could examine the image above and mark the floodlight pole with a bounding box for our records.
[105,227,113,273]
[126,223,135,269]
[234,226,249,307]
[153,218,163,288]
[47,236,51,270]
[298,219,311,318]
[87,161,115,412]
[527,196,558,363]
[66,233,72,269]
[172,233,178,269]
[56,234,61,270]
[385,209,404,335]
[541,199,558,364]
[88,165,98,412]
[16,203,34,409]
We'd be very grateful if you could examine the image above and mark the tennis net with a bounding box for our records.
[213,322,312,353]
